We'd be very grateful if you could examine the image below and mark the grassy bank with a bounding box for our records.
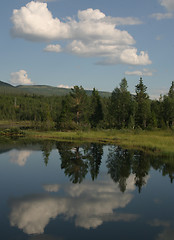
[0,121,174,156]
[23,129,174,156]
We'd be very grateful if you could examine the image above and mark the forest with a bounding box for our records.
[0,78,174,131]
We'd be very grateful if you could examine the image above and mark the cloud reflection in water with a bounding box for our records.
[9,150,32,166]
[9,174,139,234]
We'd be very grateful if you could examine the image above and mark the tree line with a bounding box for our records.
[0,78,174,130]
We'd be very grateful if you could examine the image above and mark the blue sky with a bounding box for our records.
[0,0,174,98]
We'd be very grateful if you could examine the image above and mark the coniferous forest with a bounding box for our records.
[0,78,174,131]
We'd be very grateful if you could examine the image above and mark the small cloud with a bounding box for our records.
[125,68,154,76]
[10,70,33,85]
[57,84,73,89]
[151,12,173,20]
[44,44,62,52]
[150,0,174,20]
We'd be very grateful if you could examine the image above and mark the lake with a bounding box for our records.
[0,139,174,240]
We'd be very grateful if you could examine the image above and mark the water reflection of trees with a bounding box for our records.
[150,157,174,183]
[40,141,174,191]
[107,146,132,192]
[41,141,54,166]
[107,146,174,192]
[56,142,103,183]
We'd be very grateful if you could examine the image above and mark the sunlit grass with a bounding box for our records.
[24,129,174,156]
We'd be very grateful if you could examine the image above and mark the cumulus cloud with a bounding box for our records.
[10,70,33,85]
[44,44,62,52]
[125,68,154,76]
[9,150,32,166]
[9,175,139,234]
[11,1,70,41]
[11,1,151,65]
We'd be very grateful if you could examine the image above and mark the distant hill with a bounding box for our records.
[16,85,71,96]
[0,80,23,94]
[0,81,14,88]
[0,80,111,97]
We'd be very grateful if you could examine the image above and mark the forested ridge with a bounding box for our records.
[0,78,174,130]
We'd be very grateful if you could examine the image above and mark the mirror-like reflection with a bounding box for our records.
[57,142,103,183]
[9,175,138,234]
[0,139,174,240]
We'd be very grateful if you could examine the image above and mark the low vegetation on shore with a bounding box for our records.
[1,121,173,157]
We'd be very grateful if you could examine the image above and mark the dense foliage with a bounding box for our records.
[0,78,174,130]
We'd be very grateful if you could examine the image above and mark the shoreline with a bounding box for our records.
[21,129,174,157]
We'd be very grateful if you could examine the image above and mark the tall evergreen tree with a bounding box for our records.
[109,78,135,128]
[135,77,151,128]
[90,88,103,128]
[163,81,174,127]
[69,86,88,127]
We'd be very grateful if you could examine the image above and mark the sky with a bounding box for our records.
[0,0,174,98]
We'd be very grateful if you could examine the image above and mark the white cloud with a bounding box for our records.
[11,1,70,41]
[78,8,105,21]
[151,0,174,20]
[9,150,32,166]
[160,0,174,11]
[10,70,33,85]
[44,44,62,52]
[9,175,139,234]
[11,1,151,66]
[57,84,73,89]
[120,49,151,65]
[125,68,154,76]
[151,12,173,20]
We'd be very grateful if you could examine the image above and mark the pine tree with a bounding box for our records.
[135,77,151,128]
[109,78,135,128]
[90,88,103,128]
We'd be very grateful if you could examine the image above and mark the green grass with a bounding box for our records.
[23,129,174,156]
[1,120,173,156]
[0,120,31,129]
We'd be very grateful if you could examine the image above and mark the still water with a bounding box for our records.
[0,140,174,240]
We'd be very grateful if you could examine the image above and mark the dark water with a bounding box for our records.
[0,140,174,240]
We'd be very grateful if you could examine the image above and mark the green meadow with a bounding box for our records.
[0,120,174,157]
[23,128,174,157]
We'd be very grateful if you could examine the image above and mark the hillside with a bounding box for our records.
[0,80,17,94]
[0,81,111,97]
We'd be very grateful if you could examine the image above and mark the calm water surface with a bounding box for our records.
[0,140,174,240]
